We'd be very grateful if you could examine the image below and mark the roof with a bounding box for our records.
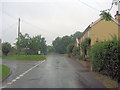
[78,17,120,40]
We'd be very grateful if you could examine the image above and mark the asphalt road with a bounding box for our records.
[3,54,105,88]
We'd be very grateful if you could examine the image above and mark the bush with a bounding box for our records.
[90,39,120,80]
[72,46,80,57]
[67,43,74,57]
[81,38,91,56]
[2,42,11,56]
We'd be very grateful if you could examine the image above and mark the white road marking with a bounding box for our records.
[2,60,46,88]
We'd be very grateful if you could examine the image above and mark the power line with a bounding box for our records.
[21,19,61,36]
[77,0,100,12]
[1,10,61,36]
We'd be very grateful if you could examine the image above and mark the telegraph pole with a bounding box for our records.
[18,18,20,43]
[17,18,20,53]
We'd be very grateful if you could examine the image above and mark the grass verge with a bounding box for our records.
[61,54,68,56]
[2,55,47,61]
[0,64,11,80]
[90,72,118,88]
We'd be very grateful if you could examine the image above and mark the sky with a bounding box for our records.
[0,0,119,45]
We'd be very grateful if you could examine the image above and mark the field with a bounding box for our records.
[0,64,11,80]
[2,55,47,61]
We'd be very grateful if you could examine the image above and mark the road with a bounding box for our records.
[2,54,105,88]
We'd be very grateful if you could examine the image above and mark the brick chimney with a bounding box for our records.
[115,11,120,23]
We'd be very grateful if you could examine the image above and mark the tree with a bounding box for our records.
[52,31,82,54]
[71,31,82,43]
[16,33,47,55]
[2,42,11,56]
[52,36,73,54]
[100,10,112,21]
[47,45,55,53]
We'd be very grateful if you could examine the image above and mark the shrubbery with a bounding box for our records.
[90,39,120,80]
[81,38,91,56]
[72,46,80,56]
[67,43,74,57]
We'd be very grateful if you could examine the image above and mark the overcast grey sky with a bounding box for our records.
[0,0,119,45]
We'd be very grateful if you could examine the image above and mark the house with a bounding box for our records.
[77,11,120,46]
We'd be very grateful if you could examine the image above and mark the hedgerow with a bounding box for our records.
[90,39,120,80]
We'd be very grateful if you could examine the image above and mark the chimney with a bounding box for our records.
[115,11,120,23]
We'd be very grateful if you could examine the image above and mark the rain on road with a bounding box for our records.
[2,54,105,88]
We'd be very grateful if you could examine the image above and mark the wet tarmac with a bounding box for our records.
[2,54,105,88]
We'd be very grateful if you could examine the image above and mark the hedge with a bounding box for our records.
[90,39,120,81]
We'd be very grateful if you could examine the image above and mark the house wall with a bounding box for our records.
[90,19,119,45]
[78,19,120,46]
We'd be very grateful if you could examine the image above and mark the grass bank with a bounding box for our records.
[2,55,47,61]
[0,64,11,80]
[90,72,118,88]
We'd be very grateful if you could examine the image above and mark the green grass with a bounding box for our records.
[2,55,47,61]
[90,72,119,88]
[0,64,11,80]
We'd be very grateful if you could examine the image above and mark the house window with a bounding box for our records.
[88,31,90,37]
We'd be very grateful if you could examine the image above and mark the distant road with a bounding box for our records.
[3,54,105,88]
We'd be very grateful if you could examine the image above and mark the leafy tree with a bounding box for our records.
[16,33,47,55]
[52,31,82,54]
[71,31,82,43]
[2,42,11,56]
[100,10,112,21]
[52,36,73,54]
[47,45,55,53]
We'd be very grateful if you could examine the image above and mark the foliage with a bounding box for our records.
[8,47,18,55]
[16,33,47,55]
[72,46,80,56]
[67,43,74,57]
[47,45,55,53]
[90,39,120,80]
[81,38,91,56]
[2,42,12,56]
[0,50,1,55]
[52,36,73,54]
[100,10,112,21]
[52,31,82,54]
[70,31,82,43]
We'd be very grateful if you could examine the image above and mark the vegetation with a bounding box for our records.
[0,50,2,57]
[2,55,47,61]
[67,43,74,57]
[81,38,91,56]
[100,10,112,21]
[16,33,47,55]
[90,39,120,81]
[52,31,82,54]
[47,45,55,54]
[2,42,12,56]
[0,64,11,80]
[72,46,80,58]
[91,72,119,88]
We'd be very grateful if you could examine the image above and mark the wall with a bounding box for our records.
[90,19,119,45]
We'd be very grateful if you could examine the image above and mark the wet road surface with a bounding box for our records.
[2,59,39,86]
[3,54,105,88]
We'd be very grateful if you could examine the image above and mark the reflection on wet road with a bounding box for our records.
[3,54,105,88]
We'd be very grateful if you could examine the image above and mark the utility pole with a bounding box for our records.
[17,18,20,53]
[18,18,20,43]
